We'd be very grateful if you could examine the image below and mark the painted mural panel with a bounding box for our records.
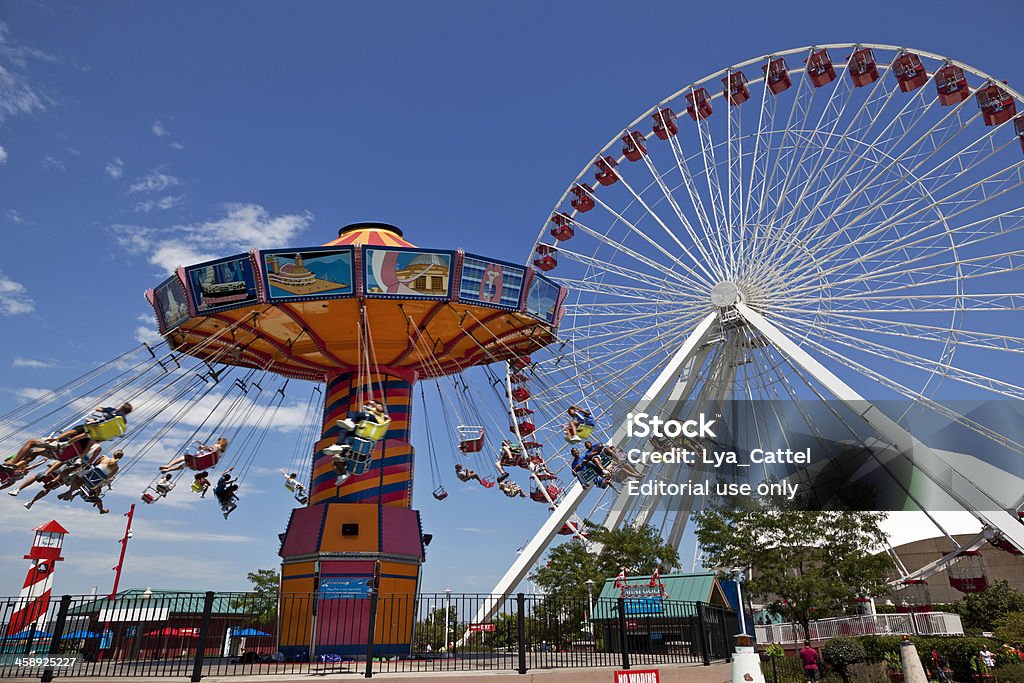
[363,248,453,299]
[459,255,525,310]
[152,275,190,332]
[525,272,561,324]
[185,254,259,314]
[261,247,354,302]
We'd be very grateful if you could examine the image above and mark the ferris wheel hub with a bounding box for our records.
[710,281,741,307]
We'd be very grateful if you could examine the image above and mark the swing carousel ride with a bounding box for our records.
[5,39,1024,652]
[0,221,567,654]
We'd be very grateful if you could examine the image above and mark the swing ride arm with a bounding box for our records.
[467,313,719,631]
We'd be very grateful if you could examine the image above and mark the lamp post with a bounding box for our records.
[732,568,747,636]
[443,589,452,652]
[585,579,595,637]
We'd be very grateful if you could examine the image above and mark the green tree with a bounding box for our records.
[529,523,680,599]
[230,569,280,624]
[412,606,463,652]
[693,490,893,639]
[994,611,1024,644]
[954,580,1024,632]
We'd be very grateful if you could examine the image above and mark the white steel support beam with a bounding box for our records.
[467,312,720,630]
[737,302,1024,553]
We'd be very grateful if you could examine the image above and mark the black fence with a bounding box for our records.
[0,591,738,680]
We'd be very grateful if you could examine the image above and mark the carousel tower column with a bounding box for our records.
[278,369,423,658]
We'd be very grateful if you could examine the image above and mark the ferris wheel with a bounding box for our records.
[476,43,1024,618]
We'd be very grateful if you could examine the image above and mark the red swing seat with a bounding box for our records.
[457,426,485,453]
[432,486,448,501]
[141,492,158,504]
[184,448,221,471]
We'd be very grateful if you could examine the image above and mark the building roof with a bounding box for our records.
[34,520,70,535]
[592,572,730,619]
[66,589,249,617]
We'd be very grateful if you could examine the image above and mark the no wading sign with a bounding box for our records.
[615,669,659,683]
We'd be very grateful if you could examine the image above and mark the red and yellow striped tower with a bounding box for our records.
[149,222,565,657]
[7,521,68,637]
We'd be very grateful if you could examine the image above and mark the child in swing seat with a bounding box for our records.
[191,471,211,497]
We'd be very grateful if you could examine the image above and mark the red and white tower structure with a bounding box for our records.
[6,521,69,636]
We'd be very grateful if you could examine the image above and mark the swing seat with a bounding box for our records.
[432,487,448,501]
[184,448,221,471]
[190,481,206,494]
[81,467,109,490]
[55,441,88,463]
[85,416,126,442]
[480,478,495,488]
[457,426,485,453]
[509,356,531,371]
[355,417,391,441]
[284,480,297,492]
[576,424,595,439]
[349,437,376,457]
[557,524,575,536]
[536,472,559,481]
[576,466,596,487]
[141,492,157,504]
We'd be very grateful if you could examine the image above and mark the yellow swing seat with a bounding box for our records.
[85,416,127,442]
[355,417,391,441]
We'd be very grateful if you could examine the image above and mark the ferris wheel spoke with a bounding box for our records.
[766,73,903,267]
[764,63,855,245]
[770,319,1024,455]
[726,85,745,270]
[635,149,727,280]
[689,101,731,270]
[664,129,731,266]
[790,310,1024,355]
[784,291,1024,313]
[773,313,1024,400]
[790,207,1024,295]
[582,185,724,285]
[742,62,780,254]
[789,94,984,256]
[799,119,1016,268]
[780,73,943,255]
[613,165,722,284]
[550,242,704,295]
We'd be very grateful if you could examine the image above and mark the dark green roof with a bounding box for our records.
[67,589,248,617]
[592,572,728,620]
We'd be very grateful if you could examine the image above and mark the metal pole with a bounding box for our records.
[363,589,379,679]
[616,597,630,670]
[516,593,527,675]
[190,591,215,683]
[443,589,451,653]
[734,570,747,636]
[40,594,71,683]
[99,504,134,662]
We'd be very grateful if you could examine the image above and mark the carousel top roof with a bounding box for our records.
[325,222,415,248]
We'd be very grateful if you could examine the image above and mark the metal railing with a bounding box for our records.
[754,611,964,644]
[0,591,738,680]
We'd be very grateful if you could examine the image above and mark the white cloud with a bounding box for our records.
[12,357,56,369]
[151,120,169,137]
[128,168,180,193]
[134,314,162,345]
[6,209,22,223]
[134,194,184,213]
[0,22,55,127]
[14,387,53,402]
[170,141,184,150]
[104,157,124,178]
[40,154,64,171]
[115,203,313,274]
[0,270,33,315]
[0,145,7,164]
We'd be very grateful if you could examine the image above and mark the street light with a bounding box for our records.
[731,568,747,636]
[585,579,595,637]
[443,589,452,652]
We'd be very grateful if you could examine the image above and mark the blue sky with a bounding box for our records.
[1,0,1022,597]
